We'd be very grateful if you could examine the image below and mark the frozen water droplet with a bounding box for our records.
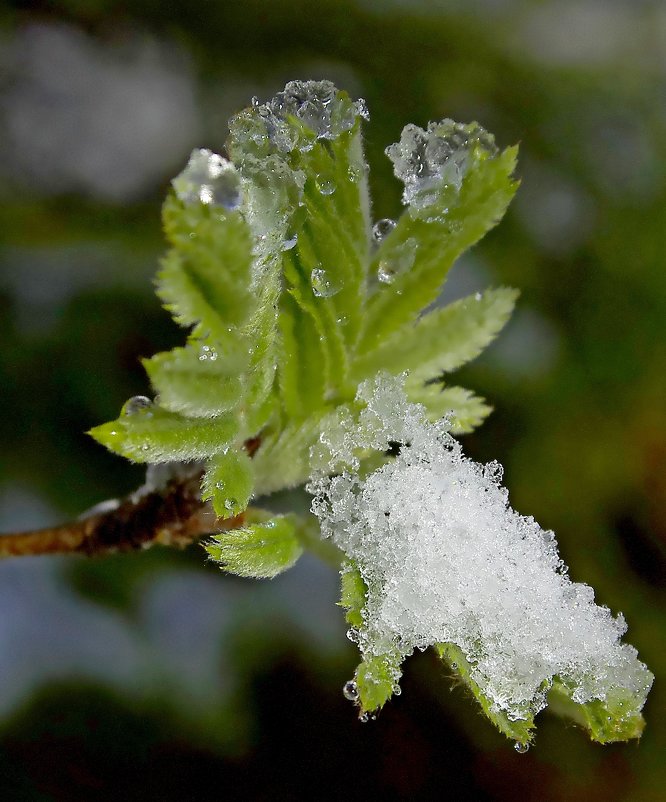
[316,176,336,195]
[348,165,362,183]
[343,681,359,701]
[514,742,530,754]
[484,460,504,484]
[215,481,225,491]
[377,238,417,284]
[359,712,369,723]
[172,149,241,209]
[475,292,482,301]
[224,498,237,512]
[346,628,359,643]
[451,662,458,670]
[282,233,298,251]
[123,396,152,415]
[385,119,497,210]
[311,267,340,297]
[372,218,396,242]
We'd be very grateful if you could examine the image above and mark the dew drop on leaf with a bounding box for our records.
[122,396,153,415]
[377,238,417,284]
[316,175,337,196]
[224,498,238,511]
[311,267,340,297]
[514,742,530,754]
[343,681,359,701]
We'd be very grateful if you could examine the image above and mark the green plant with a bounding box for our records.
[88,81,652,748]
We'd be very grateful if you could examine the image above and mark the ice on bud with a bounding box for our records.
[386,120,498,210]
[172,148,241,209]
[230,80,369,157]
[308,375,653,724]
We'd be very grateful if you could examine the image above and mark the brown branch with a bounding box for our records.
[0,469,241,559]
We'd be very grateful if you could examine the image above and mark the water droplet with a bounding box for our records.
[224,498,237,512]
[377,238,417,284]
[474,292,482,301]
[215,481,225,491]
[346,628,359,643]
[514,742,530,754]
[282,233,298,251]
[311,267,340,297]
[123,396,152,415]
[343,681,359,701]
[451,662,458,670]
[372,218,396,242]
[172,149,241,209]
[393,685,402,696]
[316,175,336,195]
[359,712,369,723]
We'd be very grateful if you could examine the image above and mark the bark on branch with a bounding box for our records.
[0,469,240,559]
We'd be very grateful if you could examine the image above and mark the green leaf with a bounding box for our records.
[157,197,254,342]
[406,382,492,433]
[351,287,518,384]
[547,678,645,743]
[143,345,245,418]
[251,413,331,496]
[339,562,367,628]
[88,405,238,463]
[358,146,519,353]
[435,643,535,745]
[201,448,254,518]
[277,292,327,418]
[205,512,304,578]
[354,653,402,715]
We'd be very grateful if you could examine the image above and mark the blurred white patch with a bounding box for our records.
[1,23,201,200]
[514,1,639,66]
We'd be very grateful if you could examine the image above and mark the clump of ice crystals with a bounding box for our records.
[309,376,653,721]
[230,80,368,157]
[385,120,497,210]
[172,148,241,209]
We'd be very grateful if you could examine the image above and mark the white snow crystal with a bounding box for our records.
[308,375,653,721]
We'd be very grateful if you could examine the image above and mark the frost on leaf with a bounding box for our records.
[386,119,498,212]
[308,375,653,740]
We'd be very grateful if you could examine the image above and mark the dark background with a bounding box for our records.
[0,1,664,799]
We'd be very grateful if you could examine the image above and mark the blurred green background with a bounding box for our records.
[0,1,664,799]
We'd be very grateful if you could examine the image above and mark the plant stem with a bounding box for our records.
[0,469,242,559]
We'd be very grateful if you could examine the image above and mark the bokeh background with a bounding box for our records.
[1,1,665,799]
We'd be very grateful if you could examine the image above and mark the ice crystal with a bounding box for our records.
[172,148,241,209]
[386,120,498,210]
[309,375,653,722]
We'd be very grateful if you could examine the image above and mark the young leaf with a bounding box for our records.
[350,287,518,384]
[205,512,304,578]
[339,562,367,629]
[201,448,254,518]
[143,345,245,418]
[157,197,254,343]
[354,653,402,716]
[88,404,238,463]
[405,382,492,433]
[436,642,535,746]
[358,145,519,353]
[547,678,646,744]
[277,292,327,418]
